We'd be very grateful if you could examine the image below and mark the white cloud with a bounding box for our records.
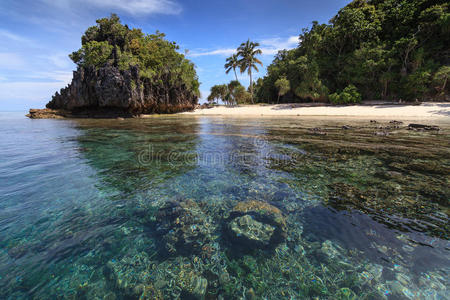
[0,71,72,107]
[259,36,299,55]
[43,0,182,16]
[30,71,74,83]
[0,53,26,69]
[188,36,299,57]
[189,48,236,57]
[0,81,67,103]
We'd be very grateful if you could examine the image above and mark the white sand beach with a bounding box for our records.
[180,103,450,119]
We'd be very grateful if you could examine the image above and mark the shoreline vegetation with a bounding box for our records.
[27,0,449,118]
[209,0,449,106]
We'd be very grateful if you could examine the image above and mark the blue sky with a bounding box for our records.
[0,0,350,111]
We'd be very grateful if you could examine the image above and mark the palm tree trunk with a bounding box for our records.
[249,70,254,104]
[233,68,238,82]
[277,93,280,104]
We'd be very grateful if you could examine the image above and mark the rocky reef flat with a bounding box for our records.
[2,116,449,299]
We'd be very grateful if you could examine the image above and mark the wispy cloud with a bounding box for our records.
[42,0,182,16]
[189,48,236,57]
[0,29,33,44]
[188,36,299,57]
[259,36,299,55]
[0,53,27,70]
[37,53,73,69]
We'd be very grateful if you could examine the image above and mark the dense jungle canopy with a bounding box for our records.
[255,0,450,103]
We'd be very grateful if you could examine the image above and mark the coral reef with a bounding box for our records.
[226,200,287,249]
[156,199,213,255]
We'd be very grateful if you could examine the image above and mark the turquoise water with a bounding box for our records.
[0,112,449,299]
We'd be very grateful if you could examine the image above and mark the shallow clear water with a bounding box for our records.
[0,112,449,299]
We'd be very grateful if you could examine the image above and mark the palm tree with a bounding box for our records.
[224,54,240,82]
[237,39,263,102]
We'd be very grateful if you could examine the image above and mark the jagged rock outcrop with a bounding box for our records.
[43,64,198,117]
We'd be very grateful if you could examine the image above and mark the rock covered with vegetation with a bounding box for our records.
[255,0,450,103]
[43,14,199,116]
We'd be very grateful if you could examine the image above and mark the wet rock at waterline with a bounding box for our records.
[226,200,287,249]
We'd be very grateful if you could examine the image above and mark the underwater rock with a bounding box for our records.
[135,284,164,300]
[229,215,276,247]
[226,200,286,249]
[327,183,372,209]
[176,266,208,299]
[408,123,440,131]
[308,127,327,136]
[374,131,390,136]
[156,199,212,255]
[320,240,343,260]
[105,252,163,299]
[388,280,416,299]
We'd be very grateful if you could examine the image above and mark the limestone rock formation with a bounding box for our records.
[44,65,198,116]
[28,15,199,118]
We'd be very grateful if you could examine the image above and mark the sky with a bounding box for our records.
[0,0,350,111]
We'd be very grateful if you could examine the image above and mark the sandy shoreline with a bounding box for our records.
[179,103,450,119]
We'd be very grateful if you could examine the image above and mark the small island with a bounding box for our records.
[28,15,200,119]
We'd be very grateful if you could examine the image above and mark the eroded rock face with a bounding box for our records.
[45,65,198,115]
[226,200,287,249]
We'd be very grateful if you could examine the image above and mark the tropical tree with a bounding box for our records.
[228,80,251,105]
[225,54,240,82]
[433,65,450,98]
[207,84,229,105]
[274,76,290,103]
[237,39,263,102]
[255,0,450,102]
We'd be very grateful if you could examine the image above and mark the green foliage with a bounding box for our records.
[230,81,252,104]
[432,65,450,98]
[256,0,450,102]
[207,84,228,104]
[69,41,113,68]
[224,54,240,82]
[401,69,432,100]
[69,14,199,96]
[274,76,290,103]
[207,80,251,105]
[329,85,362,104]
